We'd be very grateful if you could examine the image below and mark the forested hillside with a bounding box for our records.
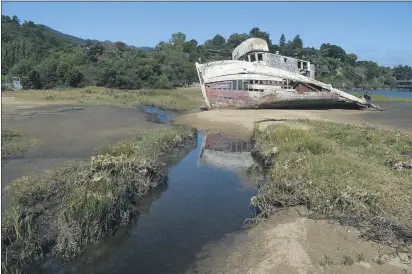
[2,15,411,90]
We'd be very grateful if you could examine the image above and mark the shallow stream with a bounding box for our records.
[42,106,261,274]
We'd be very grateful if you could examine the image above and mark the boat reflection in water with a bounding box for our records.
[198,133,254,171]
[197,133,266,190]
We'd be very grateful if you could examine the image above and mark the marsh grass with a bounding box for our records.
[1,125,197,272]
[251,120,412,249]
[2,86,205,111]
[351,93,412,103]
[1,130,40,160]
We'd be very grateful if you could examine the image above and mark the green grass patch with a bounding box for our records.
[1,125,197,272]
[351,93,412,103]
[2,86,205,112]
[251,120,412,249]
[1,130,40,159]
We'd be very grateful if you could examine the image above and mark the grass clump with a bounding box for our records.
[1,129,40,160]
[2,86,205,112]
[251,120,412,249]
[342,255,355,266]
[1,125,197,272]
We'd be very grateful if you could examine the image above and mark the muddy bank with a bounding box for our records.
[1,101,168,211]
[174,102,412,136]
[187,207,411,274]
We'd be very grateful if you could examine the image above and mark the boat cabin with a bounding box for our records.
[232,38,315,79]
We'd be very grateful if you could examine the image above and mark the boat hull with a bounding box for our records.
[195,61,382,110]
[202,80,356,109]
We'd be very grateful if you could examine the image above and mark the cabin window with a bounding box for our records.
[250,54,256,62]
[257,54,263,61]
[232,80,237,90]
[237,80,243,90]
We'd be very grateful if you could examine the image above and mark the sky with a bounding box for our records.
[2,2,412,66]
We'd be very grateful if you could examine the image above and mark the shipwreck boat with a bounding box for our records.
[195,38,382,110]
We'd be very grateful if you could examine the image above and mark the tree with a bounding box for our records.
[169,32,186,51]
[291,35,303,50]
[281,41,295,56]
[114,41,127,52]
[12,16,20,24]
[86,42,104,62]
[393,65,412,80]
[345,53,358,66]
[183,39,200,62]
[319,43,346,61]
[279,34,286,48]
[203,34,228,60]
[357,61,380,80]
[226,33,249,51]
[210,34,226,48]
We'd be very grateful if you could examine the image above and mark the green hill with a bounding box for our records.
[37,24,86,45]
[1,15,411,90]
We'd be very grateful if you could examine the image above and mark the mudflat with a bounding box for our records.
[175,102,412,136]
[1,97,166,210]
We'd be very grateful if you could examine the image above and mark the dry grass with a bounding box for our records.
[2,86,205,112]
[1,125,197,273]
[1,130,41,160]
[251,120,412,249]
